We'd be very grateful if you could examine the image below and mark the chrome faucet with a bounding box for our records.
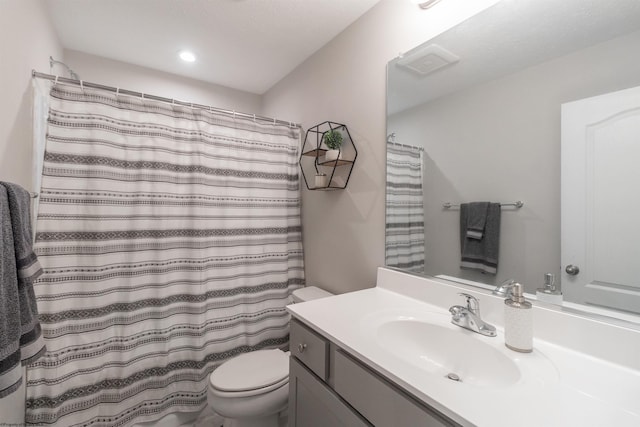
[492,279,518,297]
[449,293,497,337]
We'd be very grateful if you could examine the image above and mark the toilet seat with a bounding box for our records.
[209,376,288,398]
[209,349,289,398]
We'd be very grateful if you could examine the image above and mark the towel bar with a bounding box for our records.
[443,200,523,209]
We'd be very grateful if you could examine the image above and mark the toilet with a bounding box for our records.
[207,286,332,427]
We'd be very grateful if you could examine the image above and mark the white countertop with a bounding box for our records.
[287,270,640,427]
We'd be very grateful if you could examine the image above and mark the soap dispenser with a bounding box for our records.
[536,273,562,304]
[504,282,533,353]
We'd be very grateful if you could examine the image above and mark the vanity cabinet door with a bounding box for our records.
[334,350,460,427]
[289,357,371,427]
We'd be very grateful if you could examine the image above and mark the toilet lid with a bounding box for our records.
[209,349,289,392]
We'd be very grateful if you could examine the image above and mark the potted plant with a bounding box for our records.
[323,129,343,162]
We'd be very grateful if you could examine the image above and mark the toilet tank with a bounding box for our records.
[291,286,332,303]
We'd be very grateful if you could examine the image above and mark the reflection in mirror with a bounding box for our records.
[385,0,640,320]
[385,133,425,274]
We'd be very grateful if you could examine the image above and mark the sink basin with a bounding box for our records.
[376,319,521,388]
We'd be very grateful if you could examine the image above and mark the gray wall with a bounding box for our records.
[0,0,63,191]
[262,0,500,294]
[387,30,640,291]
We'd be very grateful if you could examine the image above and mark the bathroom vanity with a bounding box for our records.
[287,268,640,426]
[288,319,457,426]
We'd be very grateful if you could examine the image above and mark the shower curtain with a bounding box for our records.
[25,84,304,426]
[385,142,425,273]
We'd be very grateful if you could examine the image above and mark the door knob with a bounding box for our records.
[565,265,580,276]
[297,343,307,353]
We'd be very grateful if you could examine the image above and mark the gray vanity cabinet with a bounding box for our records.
[289,319,460,427]
[288,319,370,426]
[289,357,371,427]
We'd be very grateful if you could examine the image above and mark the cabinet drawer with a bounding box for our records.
[334,350,459,427]
[290,319,328,380]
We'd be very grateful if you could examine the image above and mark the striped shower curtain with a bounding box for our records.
[25,84,304,426]
[385,142,425,273]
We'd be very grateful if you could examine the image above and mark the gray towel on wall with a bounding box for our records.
[460,202,501,274]
[0,182,45,398]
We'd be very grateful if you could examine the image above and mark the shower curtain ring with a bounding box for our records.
[253,114,256,123]
[54,75,59,86]
[80,80,84,92]
[115,87,120,98]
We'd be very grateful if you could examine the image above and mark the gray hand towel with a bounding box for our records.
[465,202,489,240]
[0,186,23,397]
[0,182,45,398]
[460,202,501,274]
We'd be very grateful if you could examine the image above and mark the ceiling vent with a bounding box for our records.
[396,44,459,77]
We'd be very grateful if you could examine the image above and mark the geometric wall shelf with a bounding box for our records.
[299,121,357,190]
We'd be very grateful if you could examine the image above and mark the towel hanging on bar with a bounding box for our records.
[459,202,501,274]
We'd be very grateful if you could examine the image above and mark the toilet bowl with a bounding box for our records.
[206,286,332,427]
[208,349,289,427]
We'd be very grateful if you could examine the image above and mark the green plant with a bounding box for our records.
[323,129,343,150]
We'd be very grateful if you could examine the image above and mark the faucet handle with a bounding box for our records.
[449,305,466,320]
[458,293,479,312]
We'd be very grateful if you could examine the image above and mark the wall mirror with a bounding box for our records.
[385,0,640,321]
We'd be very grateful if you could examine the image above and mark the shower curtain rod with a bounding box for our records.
[387,140,424,151]
[31,70,301,129]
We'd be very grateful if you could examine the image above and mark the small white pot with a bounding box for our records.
[324,149,341,162]
[315,174,328,188]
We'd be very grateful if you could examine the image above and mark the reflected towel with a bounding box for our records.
[460,202,501,274]
[0,182,45,398]
[465,202,489,240]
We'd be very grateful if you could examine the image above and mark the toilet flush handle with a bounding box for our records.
[297,343,307,353]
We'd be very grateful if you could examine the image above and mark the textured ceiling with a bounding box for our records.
[387,0,640,115]
[45,0,381,94]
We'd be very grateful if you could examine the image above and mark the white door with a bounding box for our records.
[561,86,640,314]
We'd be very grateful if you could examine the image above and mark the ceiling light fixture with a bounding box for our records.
[411,0,444,9]
[179,50,196,63]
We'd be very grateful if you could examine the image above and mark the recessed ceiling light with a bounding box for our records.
[179,51,196,63]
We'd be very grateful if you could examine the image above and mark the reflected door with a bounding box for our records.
[561,86,640,314]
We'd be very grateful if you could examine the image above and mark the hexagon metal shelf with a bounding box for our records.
[299,121,357,190]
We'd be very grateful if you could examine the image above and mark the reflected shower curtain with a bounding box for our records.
[385,142,425,273]
[25,84,304,426]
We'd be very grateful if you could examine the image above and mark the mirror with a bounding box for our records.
[385,0,640,320]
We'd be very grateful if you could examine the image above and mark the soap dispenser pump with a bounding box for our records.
[504,282,533,353]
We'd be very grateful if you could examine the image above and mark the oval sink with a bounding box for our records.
[377,320,521,388]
